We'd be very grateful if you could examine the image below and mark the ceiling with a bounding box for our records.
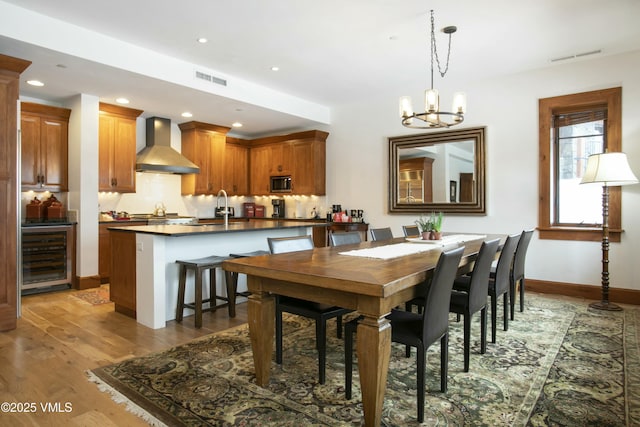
[1,0,639,137]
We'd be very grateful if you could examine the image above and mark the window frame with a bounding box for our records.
[538,87,622,242]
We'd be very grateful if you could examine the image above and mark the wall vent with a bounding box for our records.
[194,70,227,86]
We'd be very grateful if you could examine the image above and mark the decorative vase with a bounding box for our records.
[421,231,430,240]
[430,231,442,240]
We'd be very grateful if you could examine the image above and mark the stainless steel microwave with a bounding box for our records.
[270,175,292,192]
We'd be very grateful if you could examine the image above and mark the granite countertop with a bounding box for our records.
[107,220,327,236]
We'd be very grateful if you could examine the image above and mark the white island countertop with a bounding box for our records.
[108,220,325,329]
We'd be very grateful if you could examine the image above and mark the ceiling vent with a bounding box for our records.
[195,70,227,86]
[551,49,602,63]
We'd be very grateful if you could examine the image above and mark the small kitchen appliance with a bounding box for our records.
[271,199,285,218]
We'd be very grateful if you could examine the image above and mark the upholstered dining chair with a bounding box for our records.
[509,229,534,320]
[402,225,420,238]
[449,239,500,372]
[344,246,464,423]
[461,233,519,343]
[329,231,362,246]
[370,227,394,241]
[267,235,352,384]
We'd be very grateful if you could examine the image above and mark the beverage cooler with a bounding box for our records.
[21,224,73,294]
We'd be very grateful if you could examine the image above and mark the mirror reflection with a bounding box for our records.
[389,127,486,214]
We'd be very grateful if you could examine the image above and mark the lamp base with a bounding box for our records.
[589,301,623,311]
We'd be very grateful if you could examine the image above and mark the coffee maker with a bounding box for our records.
[271,199,285,218]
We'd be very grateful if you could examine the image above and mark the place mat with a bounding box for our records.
[339,242,440,260]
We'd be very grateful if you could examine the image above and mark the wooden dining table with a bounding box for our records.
[222,233,502,426]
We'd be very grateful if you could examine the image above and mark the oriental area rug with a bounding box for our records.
[88,294,640,426]
[70,284,111,305]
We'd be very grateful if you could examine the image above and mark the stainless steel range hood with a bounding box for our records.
[136,117,200,174]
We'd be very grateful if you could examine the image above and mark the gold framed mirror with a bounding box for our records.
[389,126,486,214]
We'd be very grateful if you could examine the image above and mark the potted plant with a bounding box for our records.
[415,215,433,240]
[430,211,444,240]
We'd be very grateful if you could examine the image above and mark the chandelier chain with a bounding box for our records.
[430,10,453,80]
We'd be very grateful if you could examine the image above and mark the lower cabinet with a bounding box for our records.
[312,222,369,247]
[108,230,137,318]
[99,222,146,283]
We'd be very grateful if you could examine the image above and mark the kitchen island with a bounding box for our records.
[108,220,325,328]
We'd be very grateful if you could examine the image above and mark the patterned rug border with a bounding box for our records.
[88,294,639,426]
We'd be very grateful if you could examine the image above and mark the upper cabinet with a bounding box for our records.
[224,138,249,196]
[249,130,328,196]
[179,121,230,195]
[21,102,71,192]
[98,103,143,193]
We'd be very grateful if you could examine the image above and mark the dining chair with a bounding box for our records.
[449,239,500,372]
[509,229,534,319]
[329,231,362,246]
[344,246,464,423]
[267,235,352,384]
[370,227,394,241]
[462,233,519,343]
[402,225,420,238]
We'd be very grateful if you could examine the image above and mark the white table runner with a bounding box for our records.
[338,234,487,260]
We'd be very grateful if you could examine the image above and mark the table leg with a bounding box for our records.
[357,314,391,427]
[247,276,275,387]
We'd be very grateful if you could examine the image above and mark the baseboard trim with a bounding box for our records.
[77,275,101,290]
[527,279,640,306]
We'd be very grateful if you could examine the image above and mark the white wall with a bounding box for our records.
[327,50,640,291]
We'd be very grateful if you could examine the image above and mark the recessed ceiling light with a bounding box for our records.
[232,122,243,128]
[26,80,44,87]
[115,97,130,104]
[181,112,193,118]
[270,66,280,72]
[197,37,208,44]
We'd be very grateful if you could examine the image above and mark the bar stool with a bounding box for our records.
[227,250,269,316]
[175,255,233,328]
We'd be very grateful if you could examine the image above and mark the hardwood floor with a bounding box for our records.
[0,287,247,426]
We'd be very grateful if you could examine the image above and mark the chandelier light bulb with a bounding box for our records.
[425,89,439,113]
[399,96,413,118]
[452,92,467,114]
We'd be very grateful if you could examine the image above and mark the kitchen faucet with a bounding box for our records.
[216,189,229,227]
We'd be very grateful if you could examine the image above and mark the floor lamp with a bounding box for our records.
[580,152,638,311]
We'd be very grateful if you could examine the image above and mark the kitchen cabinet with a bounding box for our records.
[223,140,249,195]
[249,144,272,195]
[249,130,328,196]
[179,121,230,195]
[1,54,31,332]
[109,229,137,318]
[99,221,146,283]
[20,102,71,192]
[98,103,143,193]
[312,222,368,247]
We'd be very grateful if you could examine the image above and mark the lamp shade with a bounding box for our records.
[580,152,639,186]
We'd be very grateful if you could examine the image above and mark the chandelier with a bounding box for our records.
[399,10,466,129]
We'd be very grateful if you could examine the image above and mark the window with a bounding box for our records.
[538,87,622,242]
[554,109,606,225]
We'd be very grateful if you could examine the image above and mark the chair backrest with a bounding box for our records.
[422,246,465,346]
[467,239,500,313]
[402,225,420,238]
[512,229,534,283]
[370,227,394,241]
[493,234,520,294]
[330,231,362,247]
[268,235,314,254]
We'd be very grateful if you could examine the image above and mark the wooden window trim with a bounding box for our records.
[538,87,622,242]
